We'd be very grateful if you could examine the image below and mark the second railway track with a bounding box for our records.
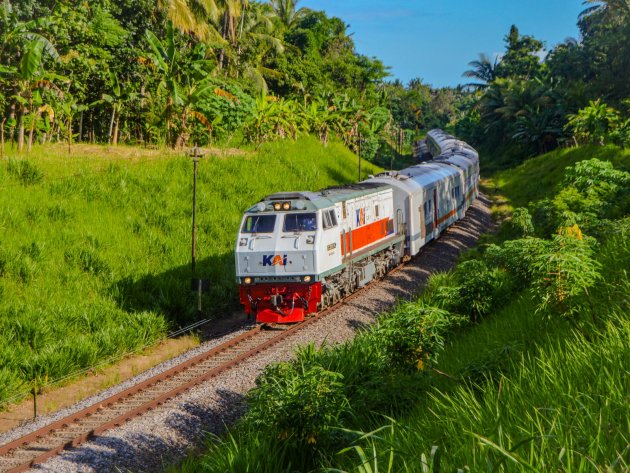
[0,280,387,473]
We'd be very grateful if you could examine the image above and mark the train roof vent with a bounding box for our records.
[374,171,410,180]
[321,182,388,194]
[264,191,321,201]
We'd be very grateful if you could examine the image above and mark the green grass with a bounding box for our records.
[0,136,381,406]
[494,144,630,207]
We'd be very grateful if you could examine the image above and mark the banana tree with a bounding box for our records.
[145,22,232,148]
[102,70,138,145]
[58,95,88,153]
[0,2,60,151]
[25,89,55,152]
[302,98,341,146]
[2,38,62,151]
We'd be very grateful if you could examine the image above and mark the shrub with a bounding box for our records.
[565,99,622,145]
[295,336,424,418]
[486,237,549,285]
[434,260,514,321]
[246,360,348,448]
[504,207,534,237]
[376,302,462,371]
[530,234,601,318]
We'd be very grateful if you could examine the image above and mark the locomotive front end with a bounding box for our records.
[235,194,323,323]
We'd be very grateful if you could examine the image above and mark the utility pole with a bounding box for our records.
[358,132,362,181]
[188,145,210,314]
[190,145,202,275]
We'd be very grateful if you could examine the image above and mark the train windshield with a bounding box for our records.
[284,213,317,232]
[242,215,276,233]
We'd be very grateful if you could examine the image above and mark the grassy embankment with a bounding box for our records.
[0,137,381,407]
[177,145,629,472]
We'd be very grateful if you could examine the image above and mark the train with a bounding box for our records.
[235,129,480,323]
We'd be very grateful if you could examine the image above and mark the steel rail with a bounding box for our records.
[0,268,402,473]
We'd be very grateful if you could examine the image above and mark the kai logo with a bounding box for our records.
[262,254,288,266]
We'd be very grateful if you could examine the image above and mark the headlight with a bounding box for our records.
[306,235,315,244]
[282,202,291,210]
[303,275,312,283]
[243,277,252,284]
[239,238,248,246]
[273,202,282,211]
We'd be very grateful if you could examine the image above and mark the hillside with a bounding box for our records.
[176,145,629,472]
[0,137,381,407]
[495,144,630,206]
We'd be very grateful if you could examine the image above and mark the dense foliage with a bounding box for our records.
[455,2,630,170]
[2,1,629,167]
[0,0,459,161]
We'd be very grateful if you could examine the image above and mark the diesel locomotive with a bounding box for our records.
[235,130,479,323]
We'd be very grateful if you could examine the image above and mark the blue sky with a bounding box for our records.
[300,0,585,87]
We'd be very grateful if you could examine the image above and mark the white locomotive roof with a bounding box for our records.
[248,182,391,213]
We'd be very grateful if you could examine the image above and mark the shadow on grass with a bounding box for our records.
[111,251,239,327]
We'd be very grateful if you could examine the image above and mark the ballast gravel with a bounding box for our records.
[14,194,493,473]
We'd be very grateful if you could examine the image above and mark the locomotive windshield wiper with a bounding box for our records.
[281,234,300,249]
[248,234,271,250]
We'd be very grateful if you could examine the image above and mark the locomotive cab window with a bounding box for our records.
[322,209,337,229]
[284,213,317,232]
[242,215,276,233]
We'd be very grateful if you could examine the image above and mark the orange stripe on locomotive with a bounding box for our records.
[340,217,392,255]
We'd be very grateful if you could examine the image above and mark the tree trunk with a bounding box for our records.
[27,115,36,153]
[8,103,15,147]
[1,118,5,160]
[112,109,119,146]
[67,117,72,154]
[108,106,115,144]
[17,107,25,152]
[89,111,95,143]
[78,111,83,142]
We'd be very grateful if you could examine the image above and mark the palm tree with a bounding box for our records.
[579,0,630,26]
[226,3,285,93]
[463,53,499,90]
[270,0,309,30]
[158,0,221,40]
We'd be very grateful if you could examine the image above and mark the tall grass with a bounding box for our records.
[0,137,381,407]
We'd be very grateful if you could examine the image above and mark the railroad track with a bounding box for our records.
[0,271,399,473]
